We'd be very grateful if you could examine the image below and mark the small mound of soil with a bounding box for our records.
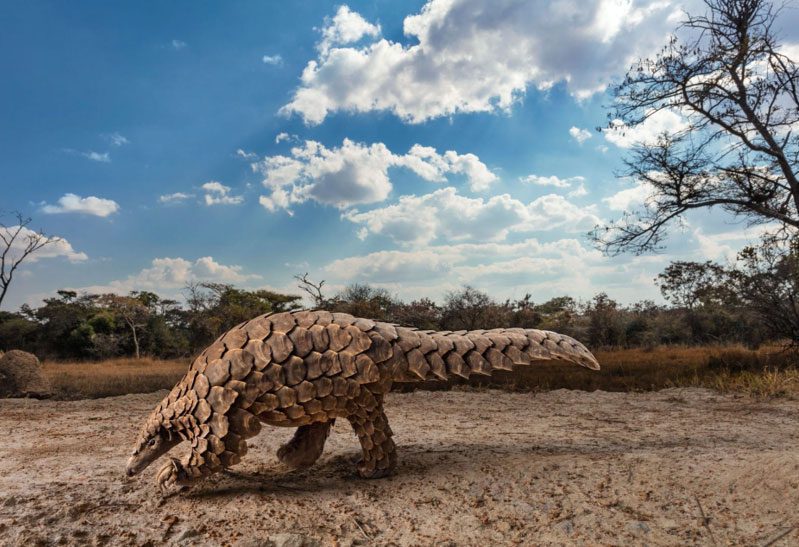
[0,350,53,398]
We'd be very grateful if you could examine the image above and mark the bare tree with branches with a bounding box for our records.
[0,212,61,309]
[294,273,333,308]
[593,0,799,254]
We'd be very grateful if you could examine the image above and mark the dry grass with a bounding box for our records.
[41,345,799,400]
[42,358,188,400]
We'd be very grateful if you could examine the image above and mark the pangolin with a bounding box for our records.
[126,310,599,492]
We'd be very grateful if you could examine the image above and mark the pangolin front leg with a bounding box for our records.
[347,392,396,479]
[156,430,250,493]
[277,421,333,469]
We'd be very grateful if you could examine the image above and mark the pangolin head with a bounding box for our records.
[125,407,180,477]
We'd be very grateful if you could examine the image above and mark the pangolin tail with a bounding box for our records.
[384,326,600,383]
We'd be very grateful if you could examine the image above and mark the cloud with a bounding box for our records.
[318,5,381,55]
[520,174,584,189]
[567,182,589,198]
[282,0,677,124]
[106,132,129,147]
[603,180,657,211]
[172,39,187,50]
[343,187,599,246]
[3,226,87,263]
[319,237,663,303]
[262,54,283,65]
[202,182,244,206]
[252,139,496,212]
[82,151,110,163]
[604,109,689,148]
[275,132,297,144]
[158,192,194,204]
[235,149,258,160]
[78,256,261,295]
[569,126,593,144]
[41,193,120,217]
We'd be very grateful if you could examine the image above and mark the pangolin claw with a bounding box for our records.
[156,457,188,495]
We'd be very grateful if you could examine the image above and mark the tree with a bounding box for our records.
[656,261,728,310]
[0,212,61,309]
[594,0,799,254]
[97,293,150,359]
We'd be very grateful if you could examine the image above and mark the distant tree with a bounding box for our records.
[586,293,624,347]
[656,261,728,310]
[393,298,441,330]
[440,286,508,330]
[97,293,151,359]
[334,283,397,321]
[594,0,799,254]
[0,212,61,309]
[294,273,334,308]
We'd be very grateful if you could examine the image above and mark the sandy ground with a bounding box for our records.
[1,389,798,546]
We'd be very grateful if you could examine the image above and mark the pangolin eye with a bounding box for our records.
[147,438,156,447]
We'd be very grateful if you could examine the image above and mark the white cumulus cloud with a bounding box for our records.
[604,109,689,148]
[158,192,194,204]
[344,187,599,246]
[202,182,244,206]
[41,193,119,217]
[3,225,87,263]
[82,151,110,163]
[569,126,593,144]
[252,139,496,212]
[282,0,678,124]
[520,174,585,188]
[262,54,283,65]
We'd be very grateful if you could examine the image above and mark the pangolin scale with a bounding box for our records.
[126,310,599,491]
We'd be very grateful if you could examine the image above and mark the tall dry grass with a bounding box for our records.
[42,357,188,400]
[41,344,799,400]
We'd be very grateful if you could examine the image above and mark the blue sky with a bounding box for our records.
[3,0,796,311]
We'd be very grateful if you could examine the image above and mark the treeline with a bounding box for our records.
[0,246,788,360]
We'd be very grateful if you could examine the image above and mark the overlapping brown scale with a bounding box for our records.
[309,324,330,353]
[205,359,230,386]
[266,332,294,363]
[314,376,333,398]
[344,326,372,353]
[485,347,515,370]
[289,327,314,357]
[355,354,381,384]
[203,341,226,362]
[296,380,316,403]
[321,350,341,376]
[394,327,421,353]
[372,322,398,342]
[449,334,475,355]
[425,352,448,380]
[313,310,333,326]
[250,393,279,414]
[327,324,352,352]
[293,310,318,329]
[276,386,296,408]
[503,345,531,366]
[304,351,324,379]
[263,363,285,389]
[331,312,356,326]
[244,339,272,371]
[227,349,255,381]
[228,408,261,438]
[207,386,238,414]
[209,413,229,438]
[270,312,297,334]
[221,328,248,350]
[283,355,307,385]
[445,351,470,379]
[338,352,358,378]
[194,399,212,423]
[365,331,393,363]
[353,317,376,331]
[406,348,430,379]
[417,332,438,355]
[431,334,454,356]
[465,333,491,353]
[466,351,492,376]
[244,316,271,341]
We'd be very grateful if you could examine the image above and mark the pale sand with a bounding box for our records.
[1,388,797,546]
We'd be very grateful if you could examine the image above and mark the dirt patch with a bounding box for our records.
[1,389,798,545]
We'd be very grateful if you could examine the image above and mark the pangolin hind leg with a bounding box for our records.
[347,393,397,479]
[276,421,333,469]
